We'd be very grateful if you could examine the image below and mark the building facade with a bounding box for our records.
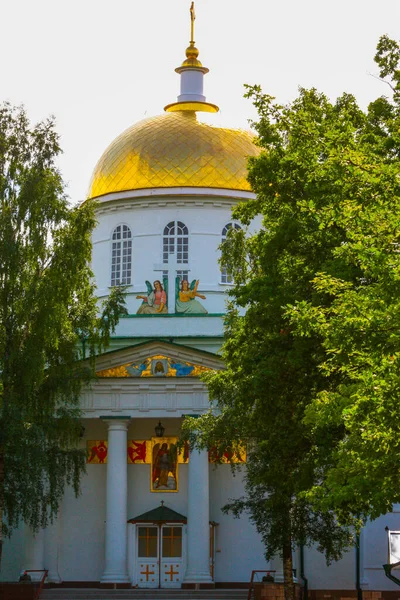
[2,6,400,594]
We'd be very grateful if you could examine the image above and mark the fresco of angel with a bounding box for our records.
[175,278,207,314]
[136,279,168,314]
[87,440,108,464]
[151,441,178,491]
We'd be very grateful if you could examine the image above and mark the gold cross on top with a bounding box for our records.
[190,2,196,43]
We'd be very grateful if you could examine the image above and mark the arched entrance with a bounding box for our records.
[128,504,187,588]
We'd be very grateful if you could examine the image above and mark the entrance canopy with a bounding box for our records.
[128,504,187,524]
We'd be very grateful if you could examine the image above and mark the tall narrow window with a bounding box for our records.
[176,270,189,282]
[163,221,189,265]
[221,223,241,284]
[111,224,132,286]
[163,270,188,282]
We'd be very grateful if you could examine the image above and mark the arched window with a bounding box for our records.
[221,223,241,284]
[163,221,189,281]
[111,224,132,286]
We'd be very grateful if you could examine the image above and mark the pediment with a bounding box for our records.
[93,341,223,379]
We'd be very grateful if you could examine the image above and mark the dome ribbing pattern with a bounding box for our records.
[88,112,258,199]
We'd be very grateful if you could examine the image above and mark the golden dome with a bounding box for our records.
[87,111,259,199]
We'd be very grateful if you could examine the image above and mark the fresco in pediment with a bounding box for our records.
[96,354,211,378]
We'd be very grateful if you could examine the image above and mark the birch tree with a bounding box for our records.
[0,103,125,566]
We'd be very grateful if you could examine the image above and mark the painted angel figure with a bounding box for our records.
[175,278,207,314]
[126,359,149,377]
[87,441,108,463]
[128,440,147,463]
[136,279,167,314]
[168,359,195,377]
[152,442,177,490]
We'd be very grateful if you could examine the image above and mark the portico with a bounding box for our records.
[84,341,221,587]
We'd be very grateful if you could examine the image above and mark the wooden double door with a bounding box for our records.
[136,524,185,588]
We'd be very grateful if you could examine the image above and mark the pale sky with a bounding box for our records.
[1,0,400,204]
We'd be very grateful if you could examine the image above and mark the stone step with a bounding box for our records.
[40,589,249,600]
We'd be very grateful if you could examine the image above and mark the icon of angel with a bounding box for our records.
[136,278,168,314]
[175,278,207,314]
[152,442,178,491]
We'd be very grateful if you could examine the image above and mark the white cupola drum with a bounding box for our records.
[177,60,207,104]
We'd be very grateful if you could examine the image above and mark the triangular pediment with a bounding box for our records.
[92,341,223,379]
[128,504,187,524]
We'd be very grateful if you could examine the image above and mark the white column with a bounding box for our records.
[44,514,62,583]
[23,527,45,582]
[101,417,130,583]
[184,445,213,584]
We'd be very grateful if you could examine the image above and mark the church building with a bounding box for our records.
[2,4,400,595]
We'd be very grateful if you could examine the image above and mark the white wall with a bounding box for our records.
[3,416,400,589]
[361,507,400,591]
[109,314,225,339]
[58,419,107,581]
[1,418,269,584]
[92,196,261,317]
[1,524,24,581]
[209,465,269,582]
[303,545,355,590]
[55,417,271,583]
[294,510,400,591]
[56,417,188,582]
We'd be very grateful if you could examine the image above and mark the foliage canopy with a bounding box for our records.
[0,103,126,564]
[183,35,400,598]
[285,35,400,522]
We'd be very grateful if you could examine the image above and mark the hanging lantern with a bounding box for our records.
[155,421,165,437]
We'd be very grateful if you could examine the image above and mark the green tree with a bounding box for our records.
[182,36,400,600]
[285,36,400,524]
[183,86,363,600]
[0,103,126,566]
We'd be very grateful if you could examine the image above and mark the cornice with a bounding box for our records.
[93,187,255,215]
